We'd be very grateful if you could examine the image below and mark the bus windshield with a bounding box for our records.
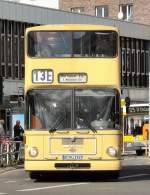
[26,88,120,130]
[28,31,117,58]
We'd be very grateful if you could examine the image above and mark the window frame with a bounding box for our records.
[95,5,109,18]
[26,88,121,131]
[71,7,84,13]
[27,30,118,58]
[119,4,133,21]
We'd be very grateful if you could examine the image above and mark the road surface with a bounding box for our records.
[0,156,150,195]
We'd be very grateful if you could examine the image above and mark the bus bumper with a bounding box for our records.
[25,160,121,171]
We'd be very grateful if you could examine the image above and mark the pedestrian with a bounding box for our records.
[142,120,149,140]
[133,124,142,136]
[13,120,24,160]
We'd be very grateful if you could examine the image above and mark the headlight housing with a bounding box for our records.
[29,147,38,157]
[107,147,117,157]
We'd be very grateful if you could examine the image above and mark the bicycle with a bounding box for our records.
[0,136,12,167]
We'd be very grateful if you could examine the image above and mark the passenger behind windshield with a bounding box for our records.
[27,89,120,130]
[90,113,114,129]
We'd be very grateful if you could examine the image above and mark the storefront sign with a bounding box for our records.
[128,106,148,114]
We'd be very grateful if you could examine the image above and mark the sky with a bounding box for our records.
[5,0,59,9]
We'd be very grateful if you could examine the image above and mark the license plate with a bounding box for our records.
[62,155,83,160]
[32,69,53,83]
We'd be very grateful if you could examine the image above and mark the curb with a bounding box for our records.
[0,167,16,174]
[0,165,24,174]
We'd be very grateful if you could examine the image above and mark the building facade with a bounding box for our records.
[0,0,149,134]
[59,0,149,100]
[59,0,150,25]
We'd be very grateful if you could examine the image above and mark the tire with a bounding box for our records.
[136,149,145,156]
[110,171,120,181]
[29,171,40,180]
[103,171,120,181]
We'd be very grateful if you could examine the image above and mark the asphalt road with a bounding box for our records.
[1,156,150,195]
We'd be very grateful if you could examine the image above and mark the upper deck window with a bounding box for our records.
[27,31,118,58]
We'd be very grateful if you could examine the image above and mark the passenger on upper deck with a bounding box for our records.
[36,32,54,57]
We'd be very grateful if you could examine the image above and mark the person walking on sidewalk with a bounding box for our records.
[14,120,24,160]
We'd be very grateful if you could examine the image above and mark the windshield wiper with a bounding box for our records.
[85,119,97,133]
[49,116,65,133]
[49,114,97,133]
[78,115,97,133]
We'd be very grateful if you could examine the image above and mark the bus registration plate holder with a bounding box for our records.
[62,155,83,160]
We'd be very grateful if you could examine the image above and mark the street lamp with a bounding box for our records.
[118,11,123,20]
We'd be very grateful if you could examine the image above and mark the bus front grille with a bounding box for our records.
[55,163,90,169]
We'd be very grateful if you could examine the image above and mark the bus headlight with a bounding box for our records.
[29,147,38,157]
[107,147,117,157]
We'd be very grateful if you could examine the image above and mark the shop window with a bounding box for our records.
[7,36,12,64]
[14,37,19,64]
[21,66,24,79]
[131,49,135,73]
[20,23,25,36]
[1,64,6,77]
[7,21,12,35]
[136,50,140,75]
[14,22,18,35]
[8,65,12,78]
[1,35,5,63]
[126,49,131,73]
[1,20,5,34]
[121,48,126,73]
[20,37,24,65]
[15,65,19,79]
[145,51,149,74]
[140,51,145,74]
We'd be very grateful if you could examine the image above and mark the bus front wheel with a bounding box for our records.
[104,171,120,181]
[29,171,41,180]
[110,171,120,180]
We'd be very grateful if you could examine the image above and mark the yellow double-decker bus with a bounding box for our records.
[24,24,122,180]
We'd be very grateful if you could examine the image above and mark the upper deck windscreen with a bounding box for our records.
[27,31,118,58]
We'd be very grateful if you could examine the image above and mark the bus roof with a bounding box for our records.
[26,24,118,33]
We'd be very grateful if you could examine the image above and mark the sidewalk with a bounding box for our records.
[0,164,24,174]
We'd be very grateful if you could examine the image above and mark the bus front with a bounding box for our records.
[24,25,122,179]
